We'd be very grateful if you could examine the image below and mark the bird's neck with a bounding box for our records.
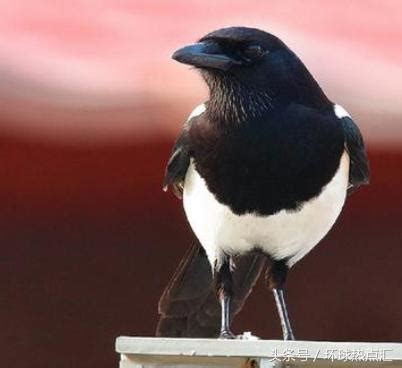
[203,64,331,125]
[205,74,273,124]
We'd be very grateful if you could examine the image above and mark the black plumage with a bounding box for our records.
[341,116,370,192]
[157,27,369,339]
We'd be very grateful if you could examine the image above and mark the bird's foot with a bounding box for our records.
[236,331,260,340]
[283,332,295,341]
[219,330,236,339]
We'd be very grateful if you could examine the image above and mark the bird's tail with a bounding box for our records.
[156,242,266,337]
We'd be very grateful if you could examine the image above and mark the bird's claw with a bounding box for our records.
[219,330,236,339]
[237,331,260,340]
[283,332,295,341]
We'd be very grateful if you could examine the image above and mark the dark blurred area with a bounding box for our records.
[0,1,401,367]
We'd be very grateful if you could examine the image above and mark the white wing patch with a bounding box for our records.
[187,103,206,121]
[334,104,351,119]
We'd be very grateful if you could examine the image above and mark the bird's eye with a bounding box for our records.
[243,44,265,60]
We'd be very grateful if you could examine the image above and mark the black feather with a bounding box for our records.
[340,116,370,193]
[162,112,205,198]
[189,103,345,215]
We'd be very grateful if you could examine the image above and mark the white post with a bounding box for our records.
[116,336,402,368]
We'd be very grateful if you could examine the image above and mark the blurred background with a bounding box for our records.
[0,1,401,367]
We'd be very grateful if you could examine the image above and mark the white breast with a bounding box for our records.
[183,152,350,268]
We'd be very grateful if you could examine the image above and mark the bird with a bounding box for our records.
[156,26,369,340]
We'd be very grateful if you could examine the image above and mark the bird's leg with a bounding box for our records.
[215,256,235,339]
[266,260,295,341]
[273,288,295,341]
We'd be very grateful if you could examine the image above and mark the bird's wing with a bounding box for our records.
[162,104,206,199]
[340,116,370,194]
[156,242,266,337]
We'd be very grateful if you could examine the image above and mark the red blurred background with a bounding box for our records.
[1,1,401,367]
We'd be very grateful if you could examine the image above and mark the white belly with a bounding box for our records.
[183,151,350,267]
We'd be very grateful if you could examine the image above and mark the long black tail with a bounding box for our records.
[156,242,266,337]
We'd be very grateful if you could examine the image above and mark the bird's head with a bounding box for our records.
[172,27,329,121]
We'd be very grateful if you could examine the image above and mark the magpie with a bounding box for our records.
[157,27,369,340]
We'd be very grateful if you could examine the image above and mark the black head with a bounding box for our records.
[172,27,330,121]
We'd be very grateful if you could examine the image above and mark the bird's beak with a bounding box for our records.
[172,42,241,71]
